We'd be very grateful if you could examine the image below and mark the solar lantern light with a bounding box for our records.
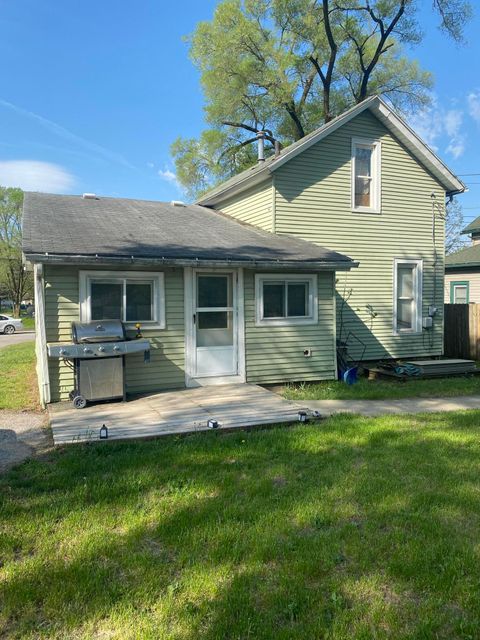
[99,424,109,439]
[207,419,219,429]
[298,411,308,423]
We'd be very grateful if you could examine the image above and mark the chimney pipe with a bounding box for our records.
[257,131,265,162]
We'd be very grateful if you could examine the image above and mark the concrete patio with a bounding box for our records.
[48,383,307,445]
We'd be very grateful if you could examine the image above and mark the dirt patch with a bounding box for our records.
[0,410,52,473]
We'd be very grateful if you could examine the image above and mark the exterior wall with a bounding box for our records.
[445,268,480,303]
[216,179,274,231]
[273,110,446,360]
[44,263,338,402]
[244,269,337,383]
[44,264,185,401]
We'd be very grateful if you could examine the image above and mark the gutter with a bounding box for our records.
[24,253,359,272]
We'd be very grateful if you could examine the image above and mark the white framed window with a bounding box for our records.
[351,137,381,213]
[255,274,318,326]
[79,271,165,329]
[393,259,423,335]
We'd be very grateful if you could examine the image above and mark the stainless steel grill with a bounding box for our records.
[47,320,150,409]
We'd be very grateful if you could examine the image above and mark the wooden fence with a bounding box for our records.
[444,303,480,360]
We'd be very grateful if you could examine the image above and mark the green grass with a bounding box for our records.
[283,375,480,401]
[0,341,39,411]
[2,412,480,638]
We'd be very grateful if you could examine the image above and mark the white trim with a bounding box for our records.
[184,268,246,387]
[197,95,464,206]
[351,137,381,214]
[255,273,318,327]
[34,263,50,406]
[453,283,468,303]
[332,271,338,379]
[393,258,423,335]
[79,270,165,329]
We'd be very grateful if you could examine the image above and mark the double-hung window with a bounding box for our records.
[352,138,381,213]
[255,274,318,326]
[80,271,165,328]
[450,281,469,304]
[393,259,422,334]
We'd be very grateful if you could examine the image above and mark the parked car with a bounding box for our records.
[0,315,23,334]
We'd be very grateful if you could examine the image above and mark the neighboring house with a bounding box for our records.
[197,96,464,362]
[23,96,464,406]
[445,216,480,303]
[22,196,356,405]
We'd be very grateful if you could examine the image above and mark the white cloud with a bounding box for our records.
[146,162,154,169]
[467,91,480,123]
[0,99,135,170]
[158,167,178,185]
[0,160,75,193]
[409,99,466,159]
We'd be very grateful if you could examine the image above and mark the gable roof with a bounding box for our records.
[197,96,465,206]
[446,243,480,269]
[22,192,356,270]
[462,215,480,235]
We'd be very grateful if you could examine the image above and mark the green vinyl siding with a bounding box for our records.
[273,110,446,360]
[244,269,337,383]
[44,265,185,401]
[217,179,273,231]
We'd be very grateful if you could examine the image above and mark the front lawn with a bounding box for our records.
[283,375,480,401]
[2,412,480,638]
[0,341,38,411]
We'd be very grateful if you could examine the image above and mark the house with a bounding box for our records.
[445,216,480,303]
[23,96,464,406]
[23,195,356,405]
[197,96,464,361]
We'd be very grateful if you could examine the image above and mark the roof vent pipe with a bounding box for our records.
[257,131,265,162]
[274,139,281,158]
[82,193,97,199]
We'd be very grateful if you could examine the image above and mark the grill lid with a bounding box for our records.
[72,320,126,343]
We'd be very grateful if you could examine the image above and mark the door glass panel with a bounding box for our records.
[263,282,285,318]
[197,311,233,347]
[198,275,231,308]
[91,282,122,320]
[287,282,308,317]
[126,282,153,321]
[397,299,413,330]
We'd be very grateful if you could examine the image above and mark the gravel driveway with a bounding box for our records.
[0,330,35,348]
[0,411,52,473]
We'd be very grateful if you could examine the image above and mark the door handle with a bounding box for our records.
[193,313,196,325]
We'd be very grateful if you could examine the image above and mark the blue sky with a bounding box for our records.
[1,1,480,222]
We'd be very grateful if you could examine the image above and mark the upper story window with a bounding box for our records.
[79,271,165,329]
[351,138,381,213]
[255,274,318,326]
[450,281,469,304]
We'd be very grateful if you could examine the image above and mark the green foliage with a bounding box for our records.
[0,187,32,315]
[173,0,471,198]
[0,341,38,411]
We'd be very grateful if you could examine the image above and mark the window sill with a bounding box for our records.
[393,330,422,337]
[352,207,381,215]
[125,322,165,332]
[255,317,317,328]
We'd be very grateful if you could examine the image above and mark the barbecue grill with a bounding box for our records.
[47,320,150,409]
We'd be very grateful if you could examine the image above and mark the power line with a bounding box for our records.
[457,173,480,176]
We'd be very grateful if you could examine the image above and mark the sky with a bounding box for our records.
[1,1,480,223]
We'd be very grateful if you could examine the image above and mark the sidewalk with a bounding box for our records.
[307,395,480,417]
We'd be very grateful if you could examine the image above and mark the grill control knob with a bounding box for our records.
[98,346,105,353]
[113,345,121,352]
[83,347,91,354]
[59,349,67,356]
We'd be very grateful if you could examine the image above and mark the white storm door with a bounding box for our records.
[194,272,237,377]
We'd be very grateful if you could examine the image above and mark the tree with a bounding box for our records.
[173,0,472,198]
[0,187,33,317]
[445,197,468,255]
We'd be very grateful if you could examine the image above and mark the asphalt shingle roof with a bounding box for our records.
[462,215,480,235]
[445,243,480,267]
[22,192,355,268]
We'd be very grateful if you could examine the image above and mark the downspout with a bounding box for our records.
[34,263,51,406]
